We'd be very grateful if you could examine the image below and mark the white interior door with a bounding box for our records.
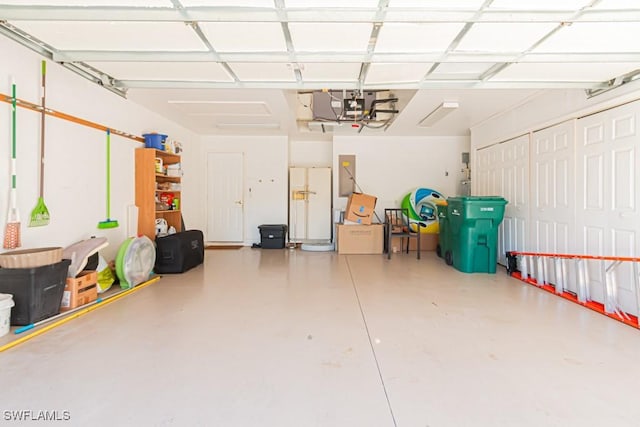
[531,121,575,291]
[306,167,331,241]
[207,152,244,242]
[577,102,640,315]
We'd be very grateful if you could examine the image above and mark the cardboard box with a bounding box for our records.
[61,270,98,311]
[345,192,377,225]
[337,223,384,254]
[390,233,439,252]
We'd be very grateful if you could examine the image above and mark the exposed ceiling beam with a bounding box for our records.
[0,0,632,98]
[0,21,127,98]
[52,50,640,64]
[424,0,494,79]
[115,79,609,90]
[2,6,639,23]
[170,0,238,83]
[481,0,603,82]
[358,0,389,89]
[274,0,302,84]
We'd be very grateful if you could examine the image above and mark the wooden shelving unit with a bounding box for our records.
[135,148,182,240]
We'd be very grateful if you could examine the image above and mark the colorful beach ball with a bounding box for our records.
[400,188,445,233]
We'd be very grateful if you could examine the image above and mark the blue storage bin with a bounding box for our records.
[143,133,168,150]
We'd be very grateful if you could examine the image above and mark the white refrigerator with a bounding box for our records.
[289,167,332,243]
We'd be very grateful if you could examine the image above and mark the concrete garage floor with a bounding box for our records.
[1,248,639,426]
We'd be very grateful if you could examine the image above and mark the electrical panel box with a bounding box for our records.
[338,154,356,197]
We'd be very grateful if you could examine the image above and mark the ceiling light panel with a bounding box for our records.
[227,63,296,81]
[491,62,640,82]
[0,0,168,5]
[388,0,486,7]
[419,101,459,127]
[181,0,274,6]
[366,63,432,84]
[85,61,234,81]
[534,23,640,52]
[289,23,372,52]
[375,23,466,53]
[300,63,361,81]
[489,0,589,10]
[285,0,379,6]
[199,22,287,52]
[13,21,207,51]
[455,23,558,52]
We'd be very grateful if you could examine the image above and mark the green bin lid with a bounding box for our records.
[447,196,507,203]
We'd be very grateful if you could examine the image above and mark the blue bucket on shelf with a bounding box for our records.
[143,133,168,150]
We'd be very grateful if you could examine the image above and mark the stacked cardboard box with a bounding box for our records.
[61,270,98,311]
[337,224,384,254]
[344,192,377,225]
[338,193,383,254]
[390,233,439,252]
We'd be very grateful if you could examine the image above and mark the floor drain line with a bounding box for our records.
[345,257,398,427]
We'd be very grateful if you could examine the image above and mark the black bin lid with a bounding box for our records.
[258,224,288,232]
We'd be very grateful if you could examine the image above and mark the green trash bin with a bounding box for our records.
[435,202,449,260]
[445,196,507,273]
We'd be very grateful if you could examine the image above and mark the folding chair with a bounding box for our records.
[384,208,422,260]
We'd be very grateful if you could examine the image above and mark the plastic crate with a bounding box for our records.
[0,259,71,325]
[258,224,288,249]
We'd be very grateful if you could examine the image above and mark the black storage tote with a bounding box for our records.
[155,230,204,274]
[258,224,287,249]
[0,259,71,325]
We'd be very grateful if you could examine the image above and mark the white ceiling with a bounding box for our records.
[1,0,639,136]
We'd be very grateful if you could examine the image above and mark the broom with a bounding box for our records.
[4,79,21,249]
[29,60,50,227]
[97,129,118,229]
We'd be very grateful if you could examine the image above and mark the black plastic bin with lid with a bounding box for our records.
[258,224,288,249]
[0,259,71,325]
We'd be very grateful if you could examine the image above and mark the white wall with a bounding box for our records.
[196,136,288,244]
[0,37,199,260]
[289,139,332,167]
[332,136,469,220]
